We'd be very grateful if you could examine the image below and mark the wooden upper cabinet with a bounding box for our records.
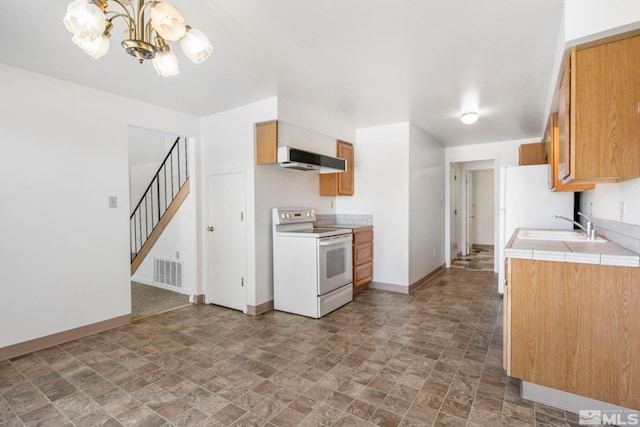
[255,120,278,164]
[319,140,354,196]
[337,141,354,195]
[559,32,640,183]
[546,113,594,191]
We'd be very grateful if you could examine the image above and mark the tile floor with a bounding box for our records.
[1,268,582,426]
[451,246,495,272]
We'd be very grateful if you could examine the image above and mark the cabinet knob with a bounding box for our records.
[207,226,215,232]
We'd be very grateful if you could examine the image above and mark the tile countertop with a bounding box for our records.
[505,228,640,267]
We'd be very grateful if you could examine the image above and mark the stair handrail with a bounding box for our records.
[130,137,189,262]
[130,136,188,218]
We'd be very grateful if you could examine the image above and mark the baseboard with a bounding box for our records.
[367,281,410,294]
[247,300,274,316]
[0,314,131,361]
[409,264,446,293]
[190,294,205,304]
[353,284,369,295]
[472,244,494,250]
[367,264,446,295]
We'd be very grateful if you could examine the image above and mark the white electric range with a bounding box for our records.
[272,208,353,318]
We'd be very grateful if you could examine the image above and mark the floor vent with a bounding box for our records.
[153,258,183,288]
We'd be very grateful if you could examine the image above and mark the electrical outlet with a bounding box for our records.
[619,201,625,221]
[109,196,117,208]
[433,248,437,257]
[330,200,334,209]
[176,251,180,260]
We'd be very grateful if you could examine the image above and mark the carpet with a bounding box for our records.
[131,281,190,319]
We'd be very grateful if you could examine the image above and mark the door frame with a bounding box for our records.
[445,157,499,272]
[449,164,459,265]
[464,170,474,256]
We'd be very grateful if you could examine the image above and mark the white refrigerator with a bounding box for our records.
[497,164,574,294]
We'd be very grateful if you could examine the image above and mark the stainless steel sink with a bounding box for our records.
[517,229,607,242]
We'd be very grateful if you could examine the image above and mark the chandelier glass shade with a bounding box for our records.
[63,0,213,77]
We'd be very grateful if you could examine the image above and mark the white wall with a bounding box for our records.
[564,0,640,44]
[254,102,356,304]
[408,125,445,284]
[200,98,277,308]
[200,97,354,307]
[580,178,640,226]
[338,123,410,287]
[128,127,177,209]
[564,1,640,227]
[471,169,495,246]
[129,163,160,209]
[0,64,199,348]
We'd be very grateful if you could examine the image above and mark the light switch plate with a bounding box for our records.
[109,196,117,208]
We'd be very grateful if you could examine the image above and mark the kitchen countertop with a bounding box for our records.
[505,228,640,267]
[322,224,373,232]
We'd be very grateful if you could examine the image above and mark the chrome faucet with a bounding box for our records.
[553,212,597,239]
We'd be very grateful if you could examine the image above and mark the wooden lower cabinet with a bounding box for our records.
[354,261,373,288]
[503,258,512,373]
[505,258,640,409]
[352,226,373,293]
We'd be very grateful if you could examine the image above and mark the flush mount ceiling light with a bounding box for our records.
[460,112,479,125]
[63,0,213,77]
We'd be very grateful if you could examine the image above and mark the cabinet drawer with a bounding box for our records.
[353,230,373,245]
[353,241,373,266]
[353,262,373,287]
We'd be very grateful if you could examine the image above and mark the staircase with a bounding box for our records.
[130,137,190,275]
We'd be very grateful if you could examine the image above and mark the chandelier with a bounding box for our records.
[63,0,213,77]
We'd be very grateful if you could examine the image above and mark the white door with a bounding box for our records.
[206,172,246,312]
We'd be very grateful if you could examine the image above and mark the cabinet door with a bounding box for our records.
[503,258,511,373]
[337,141,354,195]
[548,112,594,192]
[353,241,373,266]
[354,261,373,288]
[509,259,640,409]
[319,140,354,196]
[573,34,640,181]
[557,54,571,181]
[353,229,373,245]
[255,120,278,164]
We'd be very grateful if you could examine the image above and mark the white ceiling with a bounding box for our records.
[0,0,565,147]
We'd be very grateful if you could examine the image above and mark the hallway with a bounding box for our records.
[1,268,578,426]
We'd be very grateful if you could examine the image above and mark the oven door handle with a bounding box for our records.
[319,235,352,246]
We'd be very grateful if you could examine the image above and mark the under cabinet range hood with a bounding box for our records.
[277,146,346,173]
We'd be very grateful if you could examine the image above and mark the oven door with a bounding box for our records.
[317,234,353,295]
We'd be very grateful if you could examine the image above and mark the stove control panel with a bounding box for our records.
[273,208,315,225]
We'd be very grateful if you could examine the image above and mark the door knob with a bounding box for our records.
[207,226,215,232]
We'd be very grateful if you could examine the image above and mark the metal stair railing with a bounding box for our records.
[130,137,189,263]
